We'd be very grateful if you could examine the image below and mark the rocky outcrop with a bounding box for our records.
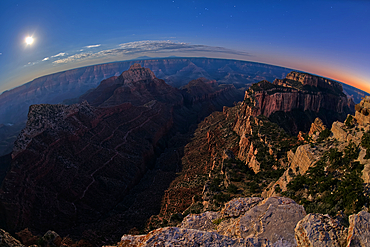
[217,197,306,246]
[262,143,320,197]
[308,118,326,137]
[119,227,270,247]
[0,229,24,247]
[246,72,354,134]
[347,211,370,246]
[331,120,365,145]
[288,144,319,175]
[179,211,220,232]
[120,196,370,247]
[281,71,344,93]
[80,64,183,107]
[121,197,305,247]
[295,211,370,247]
[295,213,348,247]
[354,96,370,126]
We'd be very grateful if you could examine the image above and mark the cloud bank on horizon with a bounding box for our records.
[24,40,249,66]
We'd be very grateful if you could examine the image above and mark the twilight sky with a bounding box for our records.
[0,0,369,94]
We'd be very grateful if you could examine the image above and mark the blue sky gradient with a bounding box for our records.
[0,0,369,93]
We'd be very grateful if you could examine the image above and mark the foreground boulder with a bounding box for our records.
[295,214,348,247]
[295,211,370,247]
[120,197,370,247]
[120,197,306,246]
[119,227,270,247]
[347,211,370,246]
[217,197,306,246]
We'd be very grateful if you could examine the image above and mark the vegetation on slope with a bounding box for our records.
[283,141,368,218]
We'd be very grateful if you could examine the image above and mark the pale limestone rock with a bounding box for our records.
[262,168,294,198]
[120,196,370,247]
[119,227,271,247]
[347,211,370,246]
[330,120,362,145]
[221,197,263,218]
[355,96,370,126]
[179,211,220,232]
[294,213,348,247]
[248,155,260,174]
[355,110,370,126]
[331,121,348,142]
[289,144,318,175]
[0,229,25,247]
[217,197,306,246]
[357,147,370,183]
[308,118,326,137]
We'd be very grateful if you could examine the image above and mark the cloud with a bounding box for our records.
[24,61,40,67]
[53,40,250,64]
[42,57,49,61]
[84,44,101,48]
[0,53,2,55]
[51,52,67,58]
[53,52,93,64]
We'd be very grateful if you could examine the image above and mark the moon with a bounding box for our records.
[25,36,34,45]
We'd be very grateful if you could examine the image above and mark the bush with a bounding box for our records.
[248,181,259,193]
[227,184,238,194]
[317,129,331,142]
[274,185,281,193]
[209,177,222,192]
[213,193,230,203]
[212,218,224,225]
[345,115,354,127]
[361,131,370,159]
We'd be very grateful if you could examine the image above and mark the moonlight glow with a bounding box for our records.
[25,36,34,45]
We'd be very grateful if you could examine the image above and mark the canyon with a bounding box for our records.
[0,63,369,246]
[0,58,367,156]
[0,64,244,244]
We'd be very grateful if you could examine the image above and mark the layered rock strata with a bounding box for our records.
[247,72,354,134]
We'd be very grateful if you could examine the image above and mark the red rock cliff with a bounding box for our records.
[238,72,354,134]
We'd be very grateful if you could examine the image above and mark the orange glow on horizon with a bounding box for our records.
[313,69,370,95]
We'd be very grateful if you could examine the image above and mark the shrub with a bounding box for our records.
[209,177,222,192]
[361,131,370,159]
[213,193,230,203]
[317,129,331,142]
[227,184,238,194]
[345,115,354,127]
[212,218,224,225]
[274,185,281,193]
